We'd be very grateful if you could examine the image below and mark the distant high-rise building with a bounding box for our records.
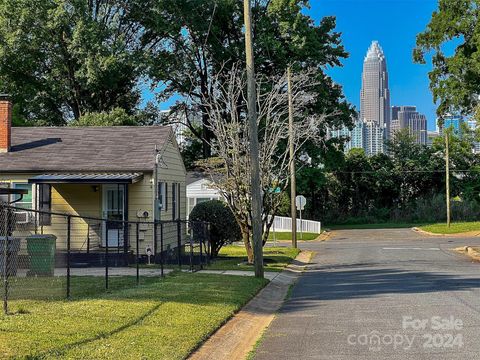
[363,121,384,155]
[161,109,201,146]
[427,131,439,147]
[467,119,480,154]
[328,117,383,155]
[390,106,427,145]
[438,115,465,136]
[360,41,391,142]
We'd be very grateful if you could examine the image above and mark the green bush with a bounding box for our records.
[189,200,242,258]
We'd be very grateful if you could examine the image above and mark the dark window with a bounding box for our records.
[164,183,168,212]
[172,183,181,220]
[172,183,177,220]
[177,183,181,219]
[38,184,51,225]
[157,182,165,211]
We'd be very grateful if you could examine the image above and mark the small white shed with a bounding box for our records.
[186,172,222,217]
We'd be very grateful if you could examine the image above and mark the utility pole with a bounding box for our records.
[445,131,451,228]
[243,0,264,278]
[287,66,297,249]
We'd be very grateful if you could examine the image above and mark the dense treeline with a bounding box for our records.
[294,129,480,225]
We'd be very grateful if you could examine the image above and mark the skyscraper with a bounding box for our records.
[438,115,465,136]
[391,106,427,145]
[360,41,391,141]
[327,117,383,155]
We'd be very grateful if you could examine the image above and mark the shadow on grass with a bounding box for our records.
[6,275,162,301]
[3,273,268,359]
[29,302,165,359]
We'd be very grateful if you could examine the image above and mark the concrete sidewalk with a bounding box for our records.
[188,251,313,360]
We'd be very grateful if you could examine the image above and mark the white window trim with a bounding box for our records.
[12,182,35,209]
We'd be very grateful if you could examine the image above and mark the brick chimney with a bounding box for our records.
[0,94,12,153]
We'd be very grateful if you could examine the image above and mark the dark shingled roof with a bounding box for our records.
[0,126,173,173]
[186,171,223,186]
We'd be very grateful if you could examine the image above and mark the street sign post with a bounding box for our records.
[295,195,306,240]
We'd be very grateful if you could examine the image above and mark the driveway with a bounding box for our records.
[254,228,480,360]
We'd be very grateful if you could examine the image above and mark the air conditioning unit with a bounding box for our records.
[15,211,31,224]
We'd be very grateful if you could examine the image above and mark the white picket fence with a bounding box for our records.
[269,216,321,234]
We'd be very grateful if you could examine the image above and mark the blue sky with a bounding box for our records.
[147,0,441,130]
[307,0,439,130]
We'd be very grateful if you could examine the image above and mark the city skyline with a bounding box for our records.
[329,40,430,154]
[307,0,441,131]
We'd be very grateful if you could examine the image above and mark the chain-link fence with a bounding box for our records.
[0,204,210,314]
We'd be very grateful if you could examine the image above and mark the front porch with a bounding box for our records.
[27,173,145,255]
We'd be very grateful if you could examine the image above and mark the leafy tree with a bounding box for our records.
[140,0,353,158]
[0,0,149,125]
[70,106,160,127]
[414,0,480,116]
[70,108,139,127]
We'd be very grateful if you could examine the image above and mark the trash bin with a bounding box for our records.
[0,237,21,277]
[26,235,56,276]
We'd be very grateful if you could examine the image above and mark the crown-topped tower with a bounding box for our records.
[360,41,391,141]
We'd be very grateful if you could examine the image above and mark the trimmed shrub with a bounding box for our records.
[189,200,241,257]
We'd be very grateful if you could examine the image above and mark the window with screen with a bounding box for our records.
[13,183,33,209]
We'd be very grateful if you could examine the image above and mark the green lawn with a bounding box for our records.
[420,222,480,234]
[207,245,300,272]
[267,231,319,241]
[7,276,160,300]
[1,273,267,360]
[326,222,429,230]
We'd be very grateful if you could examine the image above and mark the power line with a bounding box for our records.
[330,169,480,174]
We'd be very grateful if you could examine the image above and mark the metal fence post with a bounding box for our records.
[160,222,164,277]
[3,207,8,315]
[67,215,71,299]
[153,221,157,265]
[136,222,140,286]
[86,224,90,254]
[199,224,204,270]
[105,220,109,290]
[177,220,182,269]
[207,224,211,266]
[202,223,209,266]
[189,226,193,272]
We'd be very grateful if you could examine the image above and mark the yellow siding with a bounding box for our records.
[127,174,155,252]
[156,138,187,248]
[1,136,187,254]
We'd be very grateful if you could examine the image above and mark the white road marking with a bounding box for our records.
[382,247,440,251]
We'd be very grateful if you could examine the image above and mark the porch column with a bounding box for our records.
[123,183,129,255]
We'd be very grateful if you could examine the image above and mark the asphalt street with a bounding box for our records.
[255,229,480,360]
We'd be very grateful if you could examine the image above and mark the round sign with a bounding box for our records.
[295,195,307,210]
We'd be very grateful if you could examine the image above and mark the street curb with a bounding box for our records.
[412,227,480,237]
[267,232,331,243]
[187,250,313,360]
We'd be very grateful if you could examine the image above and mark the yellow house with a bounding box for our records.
[0,97,186,257]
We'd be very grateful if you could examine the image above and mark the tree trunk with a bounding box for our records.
[241,227,254,264]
